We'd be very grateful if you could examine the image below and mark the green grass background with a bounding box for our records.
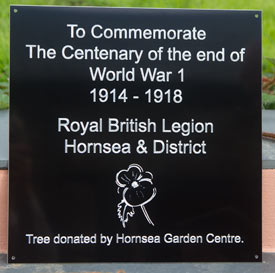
[0,0,274,108]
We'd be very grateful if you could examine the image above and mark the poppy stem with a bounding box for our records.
[141,205,154,226]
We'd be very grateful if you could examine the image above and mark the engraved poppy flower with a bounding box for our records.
[116,164,157,228]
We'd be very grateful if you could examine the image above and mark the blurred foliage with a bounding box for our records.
[262,93,275,109]
[262,58,275,109]
[0,82,9,109]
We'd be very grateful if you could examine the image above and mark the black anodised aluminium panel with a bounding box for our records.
[9,6,262,263]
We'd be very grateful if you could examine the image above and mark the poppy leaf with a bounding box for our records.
[117,201,135,228]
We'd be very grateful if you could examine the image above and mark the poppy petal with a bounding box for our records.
[124,180,156,207]
[116,170,131,187]
[128,164,143,181]
[141,171,153,180]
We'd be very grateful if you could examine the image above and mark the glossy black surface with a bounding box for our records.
[9,6,262,263]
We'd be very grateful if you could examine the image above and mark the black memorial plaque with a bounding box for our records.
[9,6,262,263]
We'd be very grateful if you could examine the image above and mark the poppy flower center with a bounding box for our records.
[131,181,139,188]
